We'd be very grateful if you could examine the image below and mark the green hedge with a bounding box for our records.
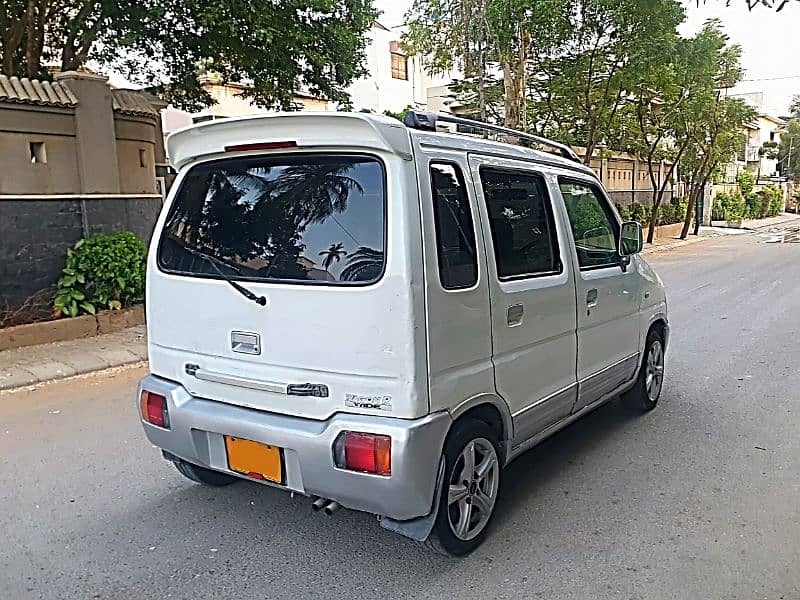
[54,231,147,317]
[713,185,783,222]
[615,198,687,227]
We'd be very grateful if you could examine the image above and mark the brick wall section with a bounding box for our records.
[0,197,162,308]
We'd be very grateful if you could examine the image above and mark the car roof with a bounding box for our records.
[166,112,596,180]
[408,128,596,177]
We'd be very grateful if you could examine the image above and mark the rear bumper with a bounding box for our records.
[137,374,451,520]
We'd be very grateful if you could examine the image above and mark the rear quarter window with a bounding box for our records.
[158,154,386,285]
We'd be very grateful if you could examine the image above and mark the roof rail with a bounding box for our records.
[403,111,581,163]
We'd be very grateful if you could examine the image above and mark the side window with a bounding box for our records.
[480,167,561,279]
[431,163,478,289]
[559,180,620,269]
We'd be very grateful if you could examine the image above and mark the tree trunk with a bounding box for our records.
[680,185,698,239]
[500,26,529,131]
[645,155,660,244]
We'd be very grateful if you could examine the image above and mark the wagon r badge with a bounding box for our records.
[345,393,392,411]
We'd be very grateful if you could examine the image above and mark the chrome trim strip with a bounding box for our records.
[186,365,288,395]
[511,382,578,418]
[506,376,637,463]
[579,353,639,384]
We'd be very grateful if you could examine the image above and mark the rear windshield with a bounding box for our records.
[158,154,386,285]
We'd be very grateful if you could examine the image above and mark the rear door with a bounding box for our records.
[469,156,578,443]
[148,150,427,420]
[556,177,640,411]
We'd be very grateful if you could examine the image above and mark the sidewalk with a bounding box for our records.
[0,325,146,391]
[641,213,800,255]
[742,212,800,230]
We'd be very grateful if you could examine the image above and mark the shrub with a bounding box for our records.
[615,203,632,221]
[658,198,687,226]
[762,184,783,217]
[54,231,147,317]
[744,192,762,219]
[628,202,651,224]
[737,171,755,197]
[713,192,745,221]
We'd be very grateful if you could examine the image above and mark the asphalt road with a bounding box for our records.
[2,224,799,600]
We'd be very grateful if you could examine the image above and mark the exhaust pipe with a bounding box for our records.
[323,501,340,516]
[311,497,328,512]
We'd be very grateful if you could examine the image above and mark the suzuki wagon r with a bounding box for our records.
[137,111,669,556]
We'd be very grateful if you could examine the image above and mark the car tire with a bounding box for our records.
[622,328,665,413]
[425,419,502,556]
[174,459,239,486]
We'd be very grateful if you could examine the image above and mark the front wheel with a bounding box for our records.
[622,329,665,412]
[426,419,502,556]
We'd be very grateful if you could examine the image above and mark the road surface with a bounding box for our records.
[2,224,799,599]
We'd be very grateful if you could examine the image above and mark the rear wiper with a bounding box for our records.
[182,246,267,307]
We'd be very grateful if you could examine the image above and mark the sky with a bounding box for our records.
[374,0,800,116]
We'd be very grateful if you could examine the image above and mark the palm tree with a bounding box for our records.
[339,246,384,282]
[319,243,347,270]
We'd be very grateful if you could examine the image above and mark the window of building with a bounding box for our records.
[139,149,147,168]
[431,163,478,289]
[29,141,46,164]
[391,52,408,80]
[559,179,620,269]
[480,168,561,279]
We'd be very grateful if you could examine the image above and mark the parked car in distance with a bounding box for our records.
[137,111,668,556]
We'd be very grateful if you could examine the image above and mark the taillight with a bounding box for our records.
[333,432,391,476]
[140,391,170,429]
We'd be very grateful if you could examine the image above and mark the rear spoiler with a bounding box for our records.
[166,112,413,170]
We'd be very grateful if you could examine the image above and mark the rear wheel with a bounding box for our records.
[174,459,239,486]
[426,419,501,556]
[622,328,665,412]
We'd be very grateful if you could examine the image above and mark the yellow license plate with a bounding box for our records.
[224,436,284,484]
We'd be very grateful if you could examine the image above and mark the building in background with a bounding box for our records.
[712,92,789,211]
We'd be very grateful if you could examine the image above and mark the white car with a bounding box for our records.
[137,111,668,556]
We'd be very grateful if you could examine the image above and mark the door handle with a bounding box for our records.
[507,304,524,326]
[586,288,598,308]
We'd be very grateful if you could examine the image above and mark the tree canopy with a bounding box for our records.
[0,0,376,110]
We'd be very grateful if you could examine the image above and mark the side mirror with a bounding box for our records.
[619,221,643,256]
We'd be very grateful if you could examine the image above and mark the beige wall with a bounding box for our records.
[0,104,81,194]
[116,140,156,194]
[114,115,158,194]
[0,74,163,196]
[0,131,81,194]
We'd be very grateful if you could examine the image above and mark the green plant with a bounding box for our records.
[737,170,755,197]
[54,231,147,317]
[713,191,745,221]
[627,202,652,224]
[615,203,632,221]
[762,184,784,217]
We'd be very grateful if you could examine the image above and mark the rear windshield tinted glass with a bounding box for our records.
[158,155,386,285]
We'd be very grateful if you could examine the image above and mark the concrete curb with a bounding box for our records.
[0,360,147,395]
[0,304,144,352]
[0,325,147,391]
[641,234,716,255]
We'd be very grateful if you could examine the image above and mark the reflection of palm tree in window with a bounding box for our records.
[340,247,384,282]
[177,162,363,278]
[319,243,347,270]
